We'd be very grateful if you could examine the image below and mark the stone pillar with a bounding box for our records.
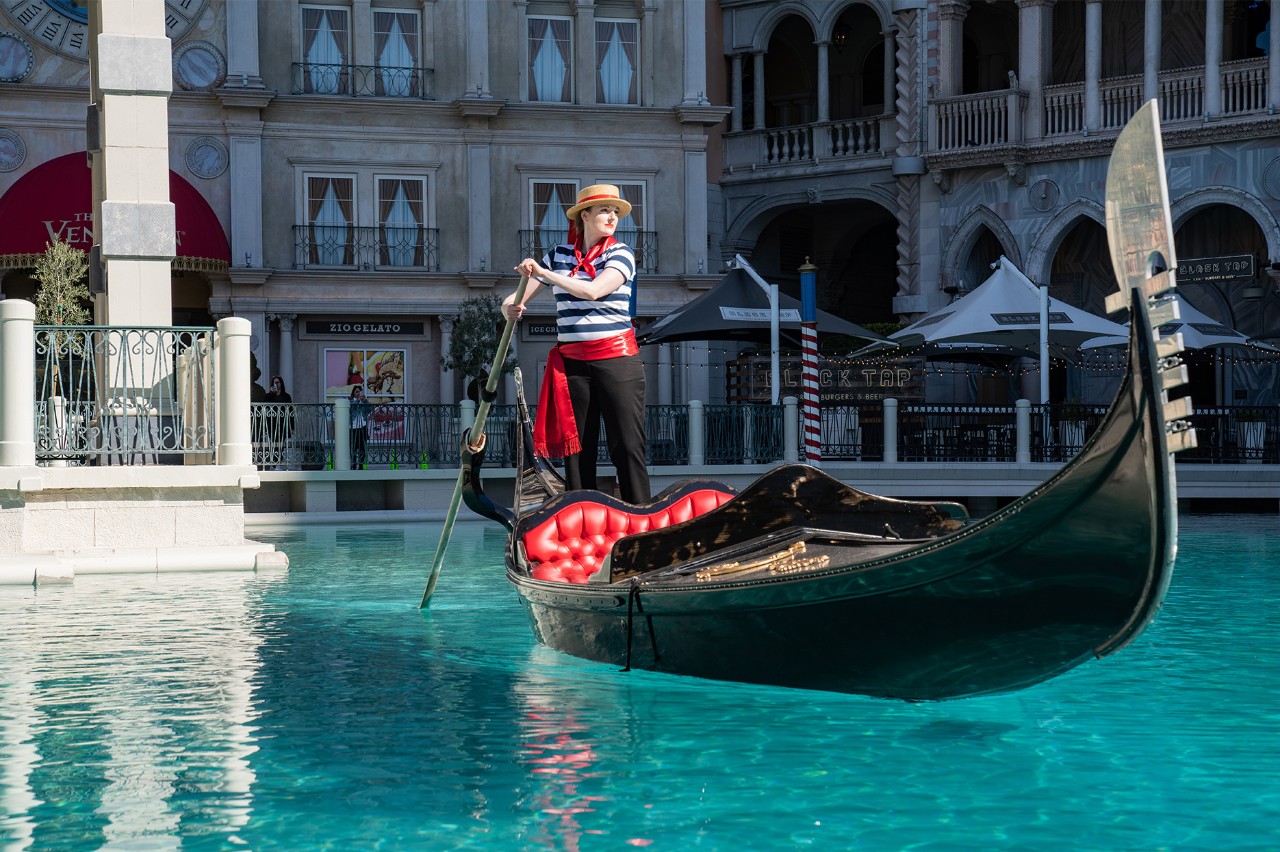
[938,1,968,97]
[438,317,455,404]
[216,317,252,466]
[1144,0,1162,103]
[684,148,709,275]
[466,136,493,272]
[752,51,766,129]
[681,0,706,106]
[883,28,897,110]
[225,121,268,269]
[1205,0,1223,117]
[225,0,262,87]
[351,0,373,70]
[657,343,673,405]
[0,300,35,467]
[1016,0,1054,141]
[466,0,491,96]
[272,314,296,393]
[686,341,710,404]
[88,0,175,328]
[1271,0,1280,111]
[731,53,744,132]
[574,1,597,104]
[1084,0,1102,132]
[817,41,831,122]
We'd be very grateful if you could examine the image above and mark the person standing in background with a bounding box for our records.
[350,384,370,469]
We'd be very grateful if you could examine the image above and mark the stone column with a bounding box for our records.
[466,0,491,96]
[817,41,831,122]
[465,133,493,272]
[658,343,673,405]
[1144,0,1162,103]
[272,314,296,393]
[225,0,261,87]
[684,147,710,275]
[731,53,744,132]
[438,317,455,404]
[88,0,174,328]
[1016,0,1054,141]
[753,51,766,129]
[686,342,710,405]
[1270,0,1280,111]
[1205,0,1223,117]
[938,1,968,97]
[216,316,252,466]
[681,0,706,106]
[0,300,35,467]
[883,28,897,110]
[1084,0,1102,132]
[351,0,373,71]
[574,1,597,104]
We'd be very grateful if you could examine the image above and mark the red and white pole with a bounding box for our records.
[798,259,821,465]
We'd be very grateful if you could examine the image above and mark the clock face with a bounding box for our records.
[1,0,208,62]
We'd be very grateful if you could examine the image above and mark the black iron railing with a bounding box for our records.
[293,225,440,270]
[291,63,435,99]
[518,228,659,274]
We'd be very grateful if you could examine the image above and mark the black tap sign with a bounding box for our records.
[1176,255,1253,283]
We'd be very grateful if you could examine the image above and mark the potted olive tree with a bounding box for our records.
[32,239,91,459]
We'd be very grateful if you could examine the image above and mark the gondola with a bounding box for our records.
[451,102,1196,700]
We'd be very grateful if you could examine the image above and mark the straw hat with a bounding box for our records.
[565,184,632,222]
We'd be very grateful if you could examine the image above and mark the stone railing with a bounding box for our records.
[929,89,1027,152]
[723,115,890,172]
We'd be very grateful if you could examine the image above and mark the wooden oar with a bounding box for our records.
[420,275,530,608]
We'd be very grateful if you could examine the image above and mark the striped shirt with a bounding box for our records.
[541,241,637,342]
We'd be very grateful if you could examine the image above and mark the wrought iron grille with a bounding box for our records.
[518,229,659,274]
[293,225,440,270]
[34,326,216,464]
[291,63,435,99]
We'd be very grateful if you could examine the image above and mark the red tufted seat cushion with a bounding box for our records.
[523,489,735,584]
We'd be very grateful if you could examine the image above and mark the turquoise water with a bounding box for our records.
[0,515,1277,850]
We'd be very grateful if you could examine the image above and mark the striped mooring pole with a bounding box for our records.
[798,258,821,465]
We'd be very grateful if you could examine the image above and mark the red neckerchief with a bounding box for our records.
[569,233,616,279]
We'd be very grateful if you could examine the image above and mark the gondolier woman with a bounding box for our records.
[504,184,651,504]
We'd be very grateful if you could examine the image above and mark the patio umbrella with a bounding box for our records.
[1082,291,1280,353]
[853,257,1129,400]
[637,267,893,348]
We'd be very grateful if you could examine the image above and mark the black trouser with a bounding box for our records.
[562,353,651,503]
[351,426,367,469]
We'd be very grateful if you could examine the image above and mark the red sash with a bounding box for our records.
[534,329,639,458]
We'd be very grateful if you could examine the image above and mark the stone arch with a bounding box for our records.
[1025,198,1105,284]
[1170,186,1280,262]
[817,1,891,42]
[940,204,1022,291]
[724,184,898,262]
[751,3,820,52]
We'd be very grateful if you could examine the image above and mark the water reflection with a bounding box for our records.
[0,570,285,849]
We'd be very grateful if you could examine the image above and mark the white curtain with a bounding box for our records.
[306,11,345,94]
[315,184,349,265]
[378,15,415,96]
[383,184,418,267]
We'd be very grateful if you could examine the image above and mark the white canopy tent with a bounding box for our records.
[856,257,1129,402]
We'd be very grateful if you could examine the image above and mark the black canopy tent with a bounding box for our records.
[636,268,892,347]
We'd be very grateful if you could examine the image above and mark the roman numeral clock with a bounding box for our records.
[1,0,208,63]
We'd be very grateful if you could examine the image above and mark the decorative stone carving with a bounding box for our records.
[932,170,953,194]
[1005,161,1027,186]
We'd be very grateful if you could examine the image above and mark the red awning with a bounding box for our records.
[0,152,230,271]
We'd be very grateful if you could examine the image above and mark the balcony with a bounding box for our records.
[291,63,435,99]
[723,115,891,174]
[293,225,440,271]
[932,57,1272,161]
[518,229,659,274]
